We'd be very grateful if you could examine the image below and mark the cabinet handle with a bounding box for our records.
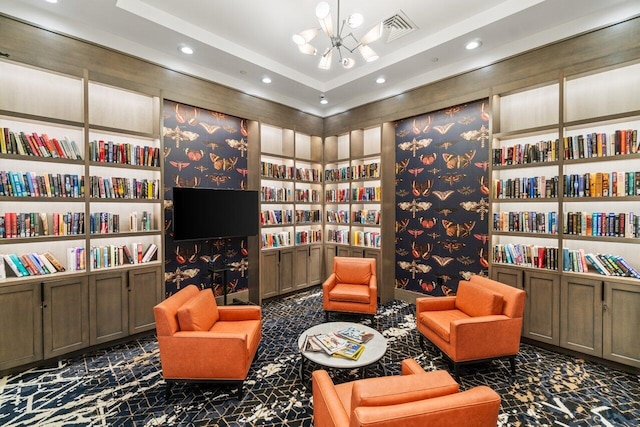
[602,303,608,311]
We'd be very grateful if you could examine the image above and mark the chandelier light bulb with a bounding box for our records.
[319,49,333,70]
[360,22,384,45]
[315,2,330,19]
[298,43,318,55]
[347,13,363,29]
[342,57,355,69]
[359,45,379,62]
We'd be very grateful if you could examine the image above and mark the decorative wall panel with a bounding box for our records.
[395,99,489,295]
[163,100,250,297]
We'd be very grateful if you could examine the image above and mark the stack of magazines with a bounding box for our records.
[301,326,372,360]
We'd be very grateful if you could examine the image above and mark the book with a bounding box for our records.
[141,243,158,263]
[335,326,374,344]
[333,341,365,360]
[310,333,348,355]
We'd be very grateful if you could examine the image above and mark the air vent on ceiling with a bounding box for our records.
[383,10,418,43]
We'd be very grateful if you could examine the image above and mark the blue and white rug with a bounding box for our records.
[0,287,638,426]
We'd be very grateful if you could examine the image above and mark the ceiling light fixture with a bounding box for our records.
[45,0,58,3]
[262,76,272,84]
[376,76,386,84]
[179,45,194,55]
[319,95,328,104]
[293,0,383,70]
[465,39,482,50]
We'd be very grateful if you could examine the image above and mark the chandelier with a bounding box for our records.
[292,0,383,70]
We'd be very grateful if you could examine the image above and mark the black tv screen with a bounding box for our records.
[172,187,259,241]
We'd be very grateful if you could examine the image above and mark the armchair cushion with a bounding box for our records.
[329,283,372,303]
[419,309,469,342]
[351,370,459,409]
[455,281,503,317]
[176,288,219,331]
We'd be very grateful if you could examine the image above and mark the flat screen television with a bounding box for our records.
[172,187,259,241]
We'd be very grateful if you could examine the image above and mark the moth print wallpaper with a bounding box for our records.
[163,100,250,298]
[395,99,490,296]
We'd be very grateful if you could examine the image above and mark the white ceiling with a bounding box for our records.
[4,0,640,117]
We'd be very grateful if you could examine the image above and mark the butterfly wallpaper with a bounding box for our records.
[395,99,490,296]
[163,100,250,298]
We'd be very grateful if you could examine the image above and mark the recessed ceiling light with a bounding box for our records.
[376,77,386,84]
[320,95,328,105]
[45,0,58,3]
[465,40,482,50]
[262,77,272,84]
[179,45,194,55]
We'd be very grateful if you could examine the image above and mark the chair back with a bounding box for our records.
[153,284,200,336]
[469,275,525,319]
[333,257,376,286]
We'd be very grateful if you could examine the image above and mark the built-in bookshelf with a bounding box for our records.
[490,60,640,367]
[0,59,163,370]
[323,126,382,277]
[259,124,323,299]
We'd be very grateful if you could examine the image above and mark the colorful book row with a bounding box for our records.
[89,140,160,167]
[324,163,380,182]
[564,212,639,238]
[90,243,157,268]
[352,186,381,202]
[563,248,640,278]
[0,128,82,160]
[0,171,83,198]
[261,231,291,248]
[493,211,558,234]
[295,189,320,202]
[0,211,84,238]
[492,244,558,270]
[564,171,640,198]
[493,176,559,199]
[563,129,638,160]
[1,251,66,278]
[260,186,293,202]
[295,230,322,244]
[492,139,558,166]
[88,176,159,199]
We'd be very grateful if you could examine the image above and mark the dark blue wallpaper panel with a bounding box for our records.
[163,100,249,298]
[395,99,490,296]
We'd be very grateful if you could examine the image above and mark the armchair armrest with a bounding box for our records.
[312,370,350,427]
[218,305,262,321]
[401,358,427,375]
[416,296,456,313]
[322,273,337,306]
[450,315,523,360]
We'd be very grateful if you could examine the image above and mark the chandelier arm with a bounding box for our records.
[341,32,361,53]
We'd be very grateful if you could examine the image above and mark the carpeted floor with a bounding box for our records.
[0,287,638,426]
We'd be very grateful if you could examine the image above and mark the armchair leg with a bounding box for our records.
[453,363,460,382]
[236,383,243,400]
[325,311,329,322]
[509,356,516,376]
[419,335,426,352]
[165,381,173,399]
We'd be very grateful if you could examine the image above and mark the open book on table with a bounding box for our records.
[335,326,374,344]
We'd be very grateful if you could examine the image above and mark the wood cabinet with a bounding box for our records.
[560,275,603,357]
[0,282,42,370]
[90,270,128,345]
[523,270,560,345]
[491,264,523,290]
[127,265,162,334]
[260,248,294,299]
[603,281,640,368]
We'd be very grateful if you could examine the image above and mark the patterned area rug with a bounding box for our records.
[1,287,638,426]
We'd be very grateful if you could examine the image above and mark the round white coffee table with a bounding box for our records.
[298,321,387,383]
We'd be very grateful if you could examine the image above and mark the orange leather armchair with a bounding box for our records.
[312,358,501,427]
[323,257,377,322]
[416,275,526,380]
[153,285,261,398]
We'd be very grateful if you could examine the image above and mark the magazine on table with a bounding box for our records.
[335,326,374,344]
[311,333,349,355]
[333,341,365,360]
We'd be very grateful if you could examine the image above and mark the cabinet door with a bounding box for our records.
[325,245,337,276]
[293,246,310,290]
[350,248,365,258]
[523,270,559,345]
[43,276,89,359]
[0,282,43,370]
[90,271,128,345]
[279,249,294,294]
[336,246,350,257]
[309,245,322,285]
[603,281,640,368]
[260,251,279,299]
[128,266,162,334]
[560,276,603,357]
[491,265,523,290]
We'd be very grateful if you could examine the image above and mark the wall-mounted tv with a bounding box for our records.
[172,187,259,242]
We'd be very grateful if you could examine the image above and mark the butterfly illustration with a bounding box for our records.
[419,153,437,165]
[441,285,454,296]
[473,233,490,244]
[433,122,455,135]
[194,165,208,172]
[240,119,249,137]
[412,179,433,197]
[396,248,409,257]
[174,175,200,188]
[226,138,248,157]
[458,116,476,125]
[460,124,489,147]
[169,161,190,171]
[174,103,187,124]
[210,112,227,120]
[460,199,489,219]
[420,280,435,293]
[205,174,231,186]
[433,255,453,267]
[411,241,433,259]
[407,167,424,177]
[163,147,172,158]
[460,271,475,281]
[408,229,424,239]
[236,168,248,176]
[426,167,441,175]
[478,248,489,268]
[439,240,466,254]
[185,148,204,161]
[398,200,432,218]
[425,232,441,239]
[210,154,238,171]
[443,150,476,169]
[398,138,432,157]
[223,126,238,133]
[395,158,409,175]
[420,216,438,229]
[202,141,220,151]
[436,274,454,283]
[480,102,490,121]
[163,126,199,148]
[165,267,199,288]
[432,190,454,201]
[439,173,466,186]
[396,189,409,197]
[456,256,475,265]
[164,219,172,231]
[395,278,409,289]
[421,115,432,133]
[395,219,410,233]
[435,207,457,216]
[397,260,432,279]
[474,161,489,171]
[412,118,421,135]
[199,254,222,265]
[396,129,409,137]
[479,176,490,195]
[435,141,457,150]
[442,220,476,238]
[457,186,475,196]
[174,243,201,264]
[444,106,463,117]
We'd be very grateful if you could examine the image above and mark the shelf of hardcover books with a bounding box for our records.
[324,180,351,247]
